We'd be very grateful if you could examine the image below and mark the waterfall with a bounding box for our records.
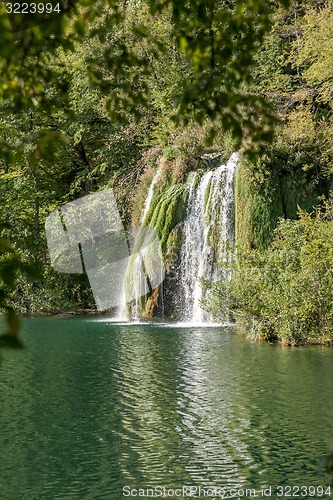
[141,170,160,224]
[178,171,213,322]
[114,153,237,323]
[178,153,238,323]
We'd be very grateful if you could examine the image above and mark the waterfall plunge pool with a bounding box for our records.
[1,316,332,498]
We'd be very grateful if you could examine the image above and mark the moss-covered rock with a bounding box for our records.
[125,179,190,318]
[148,184,189,252]
[142,286,160,318]
[164,223,184,273]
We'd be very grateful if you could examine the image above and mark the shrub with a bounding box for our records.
[210,203,333,344]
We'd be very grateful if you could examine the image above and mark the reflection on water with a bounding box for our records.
[0,317,332,498]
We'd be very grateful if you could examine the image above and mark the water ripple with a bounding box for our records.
[0,318,332,498]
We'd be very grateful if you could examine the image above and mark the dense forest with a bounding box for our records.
[0,0,333,345]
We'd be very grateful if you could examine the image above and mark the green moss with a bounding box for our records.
[152,185,188,251]
[235,152,328,250]
[141,191,164,226]
[235,162,284,249]
[251,187,283,249]
[235,165,252,249]
[164,225,183,272]
[187,171,200,190]
[151,196,170,238]
[125,182,189,310]
[208,224,221,258]
[203,178,212,218]
[126,182,188,297]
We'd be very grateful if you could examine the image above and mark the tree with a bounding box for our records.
[1,0,292,143]
[1,0,294,341]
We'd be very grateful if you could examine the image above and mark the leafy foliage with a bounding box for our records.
[253,1,333,174]
[0,227,35,347]
[210,204,333,344]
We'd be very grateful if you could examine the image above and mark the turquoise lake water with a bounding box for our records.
[1,317,333,499]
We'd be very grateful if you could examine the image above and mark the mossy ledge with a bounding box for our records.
[235,156,329,250]
[146,184,189,252]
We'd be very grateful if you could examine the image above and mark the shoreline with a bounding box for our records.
[16,311,333,346]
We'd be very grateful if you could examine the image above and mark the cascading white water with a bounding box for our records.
[141,170,160,224]
[117,169,161,320]
[178,153,238,323]
[178,171,213,322]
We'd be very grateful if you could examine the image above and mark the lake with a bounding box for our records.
[1,317,333,499]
